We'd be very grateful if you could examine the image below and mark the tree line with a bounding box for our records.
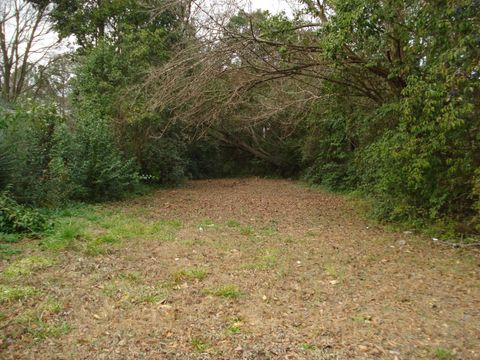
[1,0,479,238]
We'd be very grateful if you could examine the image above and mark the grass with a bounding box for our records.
[0,285,38,303]
[352,314,372,324]
[225,219,241,228]
[136,289,165,304]
[173,268,208,283]
[227,323,241,335]
[2,256,53,277]
[15,310,70,340]
[39,204,183,255]
[42,297,62,314]
[434,347,456,360]
[301,343,316,351]
[29,320,71,340]
[324,263,346,282]
[240,225,255,236]
[102,280,166,305]
[226,316,243,335]
[40,221,85,251]
[260,221,279,236]
[242,253,278,270]
[119,271,142,283]
[0,244,22,259]
[197,218,216,229]
[0,233,23,243]
[84,234,121,256]
[205,284,242,299]
[191,338,210,353]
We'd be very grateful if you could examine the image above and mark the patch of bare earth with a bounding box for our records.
[1,178,479,359]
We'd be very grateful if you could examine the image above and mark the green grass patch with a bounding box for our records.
[301,343,316,351]
[260,221,279,236]
[30,320,71,340]
[434,347,456,360]
[15,310,70,340]
[352,314,372,324]
[84,234,121,256]
[118,271,142,283]
[191,338,210,353]
[226,316,243,335]
[240,225,255,236]
[173,268,208,283]
[41,205,183,255]
[0,233,23,243]
[40,220,86,251]
[242,253,278,271]
[2,256,54,277]
[102,280,166,305]
[225,219,241,228]
[205,284,242,299]
[0,285,38,303]
[0,244,22,259]
[197,218,216,229]
[324,263,346,282]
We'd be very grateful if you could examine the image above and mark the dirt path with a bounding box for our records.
[1,178,479,359]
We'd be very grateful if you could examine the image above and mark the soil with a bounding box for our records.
[1,178,479,359]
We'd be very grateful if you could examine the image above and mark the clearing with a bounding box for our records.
[1,178,479,359]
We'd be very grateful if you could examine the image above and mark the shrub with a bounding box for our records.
[0,192,47,234]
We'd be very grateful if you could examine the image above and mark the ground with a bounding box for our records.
[1,178,479,359]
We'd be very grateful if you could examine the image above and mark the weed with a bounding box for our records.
[2,256,53,277]
[0,285,38,303]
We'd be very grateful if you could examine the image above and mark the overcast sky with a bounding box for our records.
[246,0,297,15]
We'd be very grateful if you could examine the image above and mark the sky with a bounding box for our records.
[247,0,296,15]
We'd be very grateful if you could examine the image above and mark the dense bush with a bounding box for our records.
[0,102,139,205]
[299,0,480,233]
[0,192,47,234]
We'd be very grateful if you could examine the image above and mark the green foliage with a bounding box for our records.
[298,0,480,234]
[0,192,47,234]
[1,102,139,205]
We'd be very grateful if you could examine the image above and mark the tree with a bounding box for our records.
[0,0,58,101]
